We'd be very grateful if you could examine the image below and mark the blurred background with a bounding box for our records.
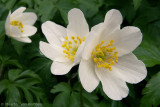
[0,0,160,107]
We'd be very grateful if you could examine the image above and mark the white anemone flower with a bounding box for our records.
[40,8,89,75]
[5,7,37,43]
[79,9,147,100]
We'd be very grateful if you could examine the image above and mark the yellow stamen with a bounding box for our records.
[10,20,24,33]
[62,36,85,62]
[92,40,118,71]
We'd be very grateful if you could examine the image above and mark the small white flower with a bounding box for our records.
[40,8,89,75]
[79,9,147,100]
[5,7,37,43]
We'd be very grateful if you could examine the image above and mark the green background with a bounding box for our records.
[0,0,160,107]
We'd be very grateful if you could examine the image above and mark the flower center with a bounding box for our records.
[92,40,118,71]
[62,36,85,62]
[10,20,24,33]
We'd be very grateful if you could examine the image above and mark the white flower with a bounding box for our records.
[39,8,89,75]
[79,9,147,100]
[5,7,37,43]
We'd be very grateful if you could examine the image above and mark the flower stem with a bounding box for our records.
[0,64,3,80]
[80,85,84,107]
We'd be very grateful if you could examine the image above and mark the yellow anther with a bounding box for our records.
[69,41,72,44]
[98,58,103,62]
[101,40,104,44]
[21,30,23,33]
[83,37,85,41]
[94,58,98,63]
[63,50,66,53]
[71,36,75,40]
[109,67,112,71]
[62,36,85,62]
[110,40,113,43]
[92,40,118,71]
[65,36,68,40]
[74,40,77,43]
[64,41,67,45]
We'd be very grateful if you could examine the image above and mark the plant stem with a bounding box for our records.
[0,64,3,80]
[0,32,5,40]
[80,85,84,107]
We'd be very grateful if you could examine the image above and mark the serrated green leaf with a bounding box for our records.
[11,39,25,55]
[134,42,160,67]
[77,0,99,18]
[57,0,75,24]
[6,85,21,103]
[133,0,142,10]
[5,0,17,9]
[51,82,71,94]
[15,78,40,87]
[36,0,57,22]
[69,92,80,107]
[1,69,45,103]
[111,101,127,107]
[0,79,9,94]
[53,92,70,107]
[140,71,160,107]
[8,69,22,81]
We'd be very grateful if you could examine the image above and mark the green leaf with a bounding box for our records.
[11,39,25,55]
[51,82,71,94]
[0,79,9,94]
[1,69,45,103]
[8,69,22,81]
[134,41,160,67]
[140,71,160,107]
[0,55,22,68]
[0,21,5,52]
[5,0,17,9]
[111,101,127,107]
[53,92,70,107]
[133,0,142,10]
[6,85,21,103]
[57,0,75,24]
[69,92,80,107]
[77,0,100,18]
[36,0,57,22]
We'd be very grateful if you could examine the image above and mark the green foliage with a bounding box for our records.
[0,69,45,103]
[132,0,142,10]
[0,0,160,106]
[134,41,160,67]
[140,71,160,107]
[51,82,98,107]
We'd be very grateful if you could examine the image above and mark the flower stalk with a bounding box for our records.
[0,63,3,80]
[80,85,84,107]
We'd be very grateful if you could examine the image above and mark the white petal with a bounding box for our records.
[39,41,69,62]
[112,53,147,84]
[79,59,99,92]
[13,13,37,25]
[51,61,74,75]
[82,23,104,60]
[42,21,66,46]
[67,8,89,38]
[113,26,142,57]
[103,9,122,35]
[22,25,37,37]
[74,42,85,65]
[11,7,26,18]
[5,11,11,36]
[9,26,22,37]
[95,67,129,100]
[13,37,31,43]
